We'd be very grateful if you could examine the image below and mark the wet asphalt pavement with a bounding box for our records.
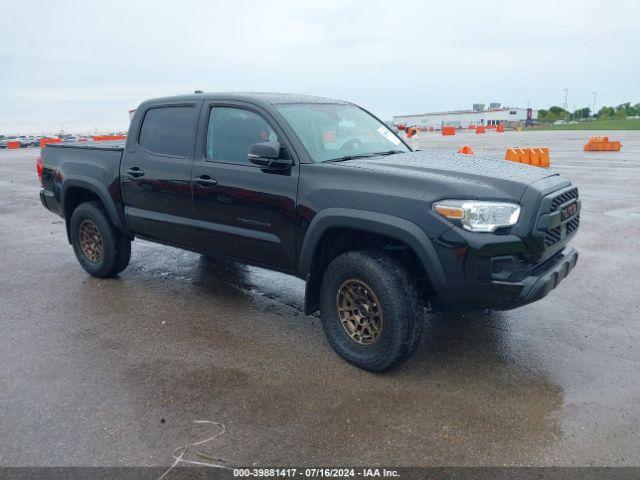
[1,130,639,467]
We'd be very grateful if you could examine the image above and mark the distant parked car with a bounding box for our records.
[20,136,38,147]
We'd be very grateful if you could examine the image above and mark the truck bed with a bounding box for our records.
[40,141,125,221]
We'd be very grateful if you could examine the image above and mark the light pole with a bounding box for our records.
[592,91,597,117]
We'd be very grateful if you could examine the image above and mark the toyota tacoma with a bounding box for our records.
[38,92,580,371]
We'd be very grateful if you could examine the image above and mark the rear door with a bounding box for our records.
[190,102,299,271]
[121,102,201,247]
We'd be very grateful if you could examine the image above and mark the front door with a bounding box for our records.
[190,104,298,271]
[120,103,200,247]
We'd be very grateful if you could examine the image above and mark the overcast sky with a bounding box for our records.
[0,0,638,133]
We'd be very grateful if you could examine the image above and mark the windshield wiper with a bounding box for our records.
[325,153,378,163]
[326,150,405,163]
[373,150,405,156]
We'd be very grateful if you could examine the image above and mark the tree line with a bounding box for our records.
[538,103,640,122]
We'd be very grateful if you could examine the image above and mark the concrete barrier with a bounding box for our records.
[40,138,62,147]
[505,147,550,168]
[584,136,621,151]
[442,126,455,136]
[7,141,21,149]
[475,126,486,134]
[91,135,127,141]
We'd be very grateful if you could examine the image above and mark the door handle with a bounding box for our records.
[126,167,145,178]
[193,175,218,187]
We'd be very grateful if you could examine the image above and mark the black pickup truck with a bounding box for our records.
[38,92,580,371]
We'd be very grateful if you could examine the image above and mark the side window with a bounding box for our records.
[206,107,278,164]
[139,106,195,157]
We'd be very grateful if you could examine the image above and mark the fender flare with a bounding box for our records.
[61,176,129,235]
[297,208,448,298]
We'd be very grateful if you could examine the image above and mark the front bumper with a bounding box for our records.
[432,224,579,311]
[489,247,578,310]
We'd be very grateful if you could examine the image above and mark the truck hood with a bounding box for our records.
[337,150,560,200]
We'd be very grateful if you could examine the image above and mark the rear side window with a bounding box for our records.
[139,106,195,157]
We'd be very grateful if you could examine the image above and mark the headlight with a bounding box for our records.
[433,200,521,232]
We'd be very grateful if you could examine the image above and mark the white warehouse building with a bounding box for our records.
[393,105,537,129]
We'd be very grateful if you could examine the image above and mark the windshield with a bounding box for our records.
[276,103,409,163]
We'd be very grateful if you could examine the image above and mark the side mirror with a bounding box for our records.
[248,142,292,170]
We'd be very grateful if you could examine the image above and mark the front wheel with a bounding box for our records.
[319,250,424,371]
[70,201,131,278]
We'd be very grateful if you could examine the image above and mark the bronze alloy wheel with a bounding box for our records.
[78,220,103,262]
[336,278,384,346]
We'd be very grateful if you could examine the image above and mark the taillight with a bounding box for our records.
[36,155,44,184]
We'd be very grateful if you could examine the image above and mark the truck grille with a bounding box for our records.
[566,215,580,234]
[545,214,580,247]
[544,226,562,247]
[550,187,579,210]
[542,187,580,249]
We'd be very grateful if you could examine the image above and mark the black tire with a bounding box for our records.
[113,234,132,274]
[70,201,131,278]
[319,250,424,372]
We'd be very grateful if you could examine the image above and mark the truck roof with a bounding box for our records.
[141,92,351,106]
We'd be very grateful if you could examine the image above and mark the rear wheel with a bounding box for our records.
[319,250,424,371]
[70,201,131,278]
